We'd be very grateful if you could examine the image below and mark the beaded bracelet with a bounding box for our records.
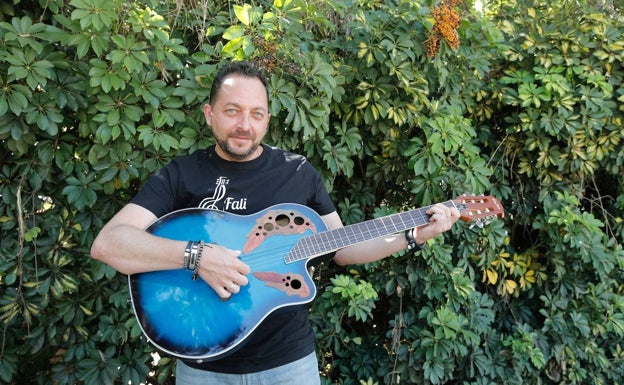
[405,229,425,251]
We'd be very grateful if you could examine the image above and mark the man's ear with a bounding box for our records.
[203,104,212,125]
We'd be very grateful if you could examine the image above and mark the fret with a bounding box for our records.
[318,228,338,250]
[396,212,412,231]
[377,216,393,236]
[349,225,366,244]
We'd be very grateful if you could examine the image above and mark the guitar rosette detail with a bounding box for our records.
[243,210,317,253]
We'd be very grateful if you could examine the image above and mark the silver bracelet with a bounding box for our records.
[191,241,204,280]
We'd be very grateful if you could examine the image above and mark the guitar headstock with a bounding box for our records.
[454,195,504,228]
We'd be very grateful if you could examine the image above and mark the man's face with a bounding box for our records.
[204,75,271,162]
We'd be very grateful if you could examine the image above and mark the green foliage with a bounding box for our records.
[1,0,623,384]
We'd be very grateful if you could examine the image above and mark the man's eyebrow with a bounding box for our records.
[220,102,265,109]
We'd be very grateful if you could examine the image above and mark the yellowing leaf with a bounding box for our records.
[522,270,537,287]
[0,216,14,223]
[504,279,518,295]
[483,269,498,285]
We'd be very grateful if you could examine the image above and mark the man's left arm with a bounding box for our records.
[324,203,460,266]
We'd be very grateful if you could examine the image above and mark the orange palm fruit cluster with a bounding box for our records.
[426,0,463,57]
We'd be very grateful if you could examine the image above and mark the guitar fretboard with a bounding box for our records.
[285,200,457,263]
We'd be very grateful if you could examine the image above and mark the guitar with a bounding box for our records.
[129,195,503,362]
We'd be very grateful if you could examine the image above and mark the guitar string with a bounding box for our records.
[234,202,456,268]
[241,219,422,267]
[192,200,468,269]
[185,198,505,279]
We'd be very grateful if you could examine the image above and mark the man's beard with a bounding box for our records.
[216,137,259,161]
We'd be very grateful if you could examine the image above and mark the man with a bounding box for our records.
[90,61,460,384]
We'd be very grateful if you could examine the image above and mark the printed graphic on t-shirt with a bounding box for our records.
[198,176,247,211]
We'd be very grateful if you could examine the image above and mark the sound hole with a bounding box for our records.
[282,275,303,290]
[275,214,291,227]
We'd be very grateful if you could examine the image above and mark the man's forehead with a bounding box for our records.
[217,76,267,104]
[219,75,264,92]
[222,77,237,87]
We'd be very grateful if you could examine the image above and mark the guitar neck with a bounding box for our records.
[285,200,457,263]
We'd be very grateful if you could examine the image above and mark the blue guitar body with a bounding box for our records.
[129,204,327,362]
[128,197,503,362]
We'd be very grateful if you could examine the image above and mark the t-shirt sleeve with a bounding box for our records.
[307,164,336,216]
[130,162,179,218]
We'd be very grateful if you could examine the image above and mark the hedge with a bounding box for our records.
[1,0,623,384]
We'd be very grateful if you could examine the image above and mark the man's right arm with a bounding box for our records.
[90,203,187,274]
[90,203,250,299]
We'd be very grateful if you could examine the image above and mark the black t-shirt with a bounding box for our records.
[130,144,336,373]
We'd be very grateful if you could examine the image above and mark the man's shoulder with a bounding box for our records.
[264,144,307,164]
[168,147,211,165]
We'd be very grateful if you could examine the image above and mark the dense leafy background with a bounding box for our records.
[1,0,623,384]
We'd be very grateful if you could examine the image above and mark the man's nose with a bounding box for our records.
[237,112,252,130]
